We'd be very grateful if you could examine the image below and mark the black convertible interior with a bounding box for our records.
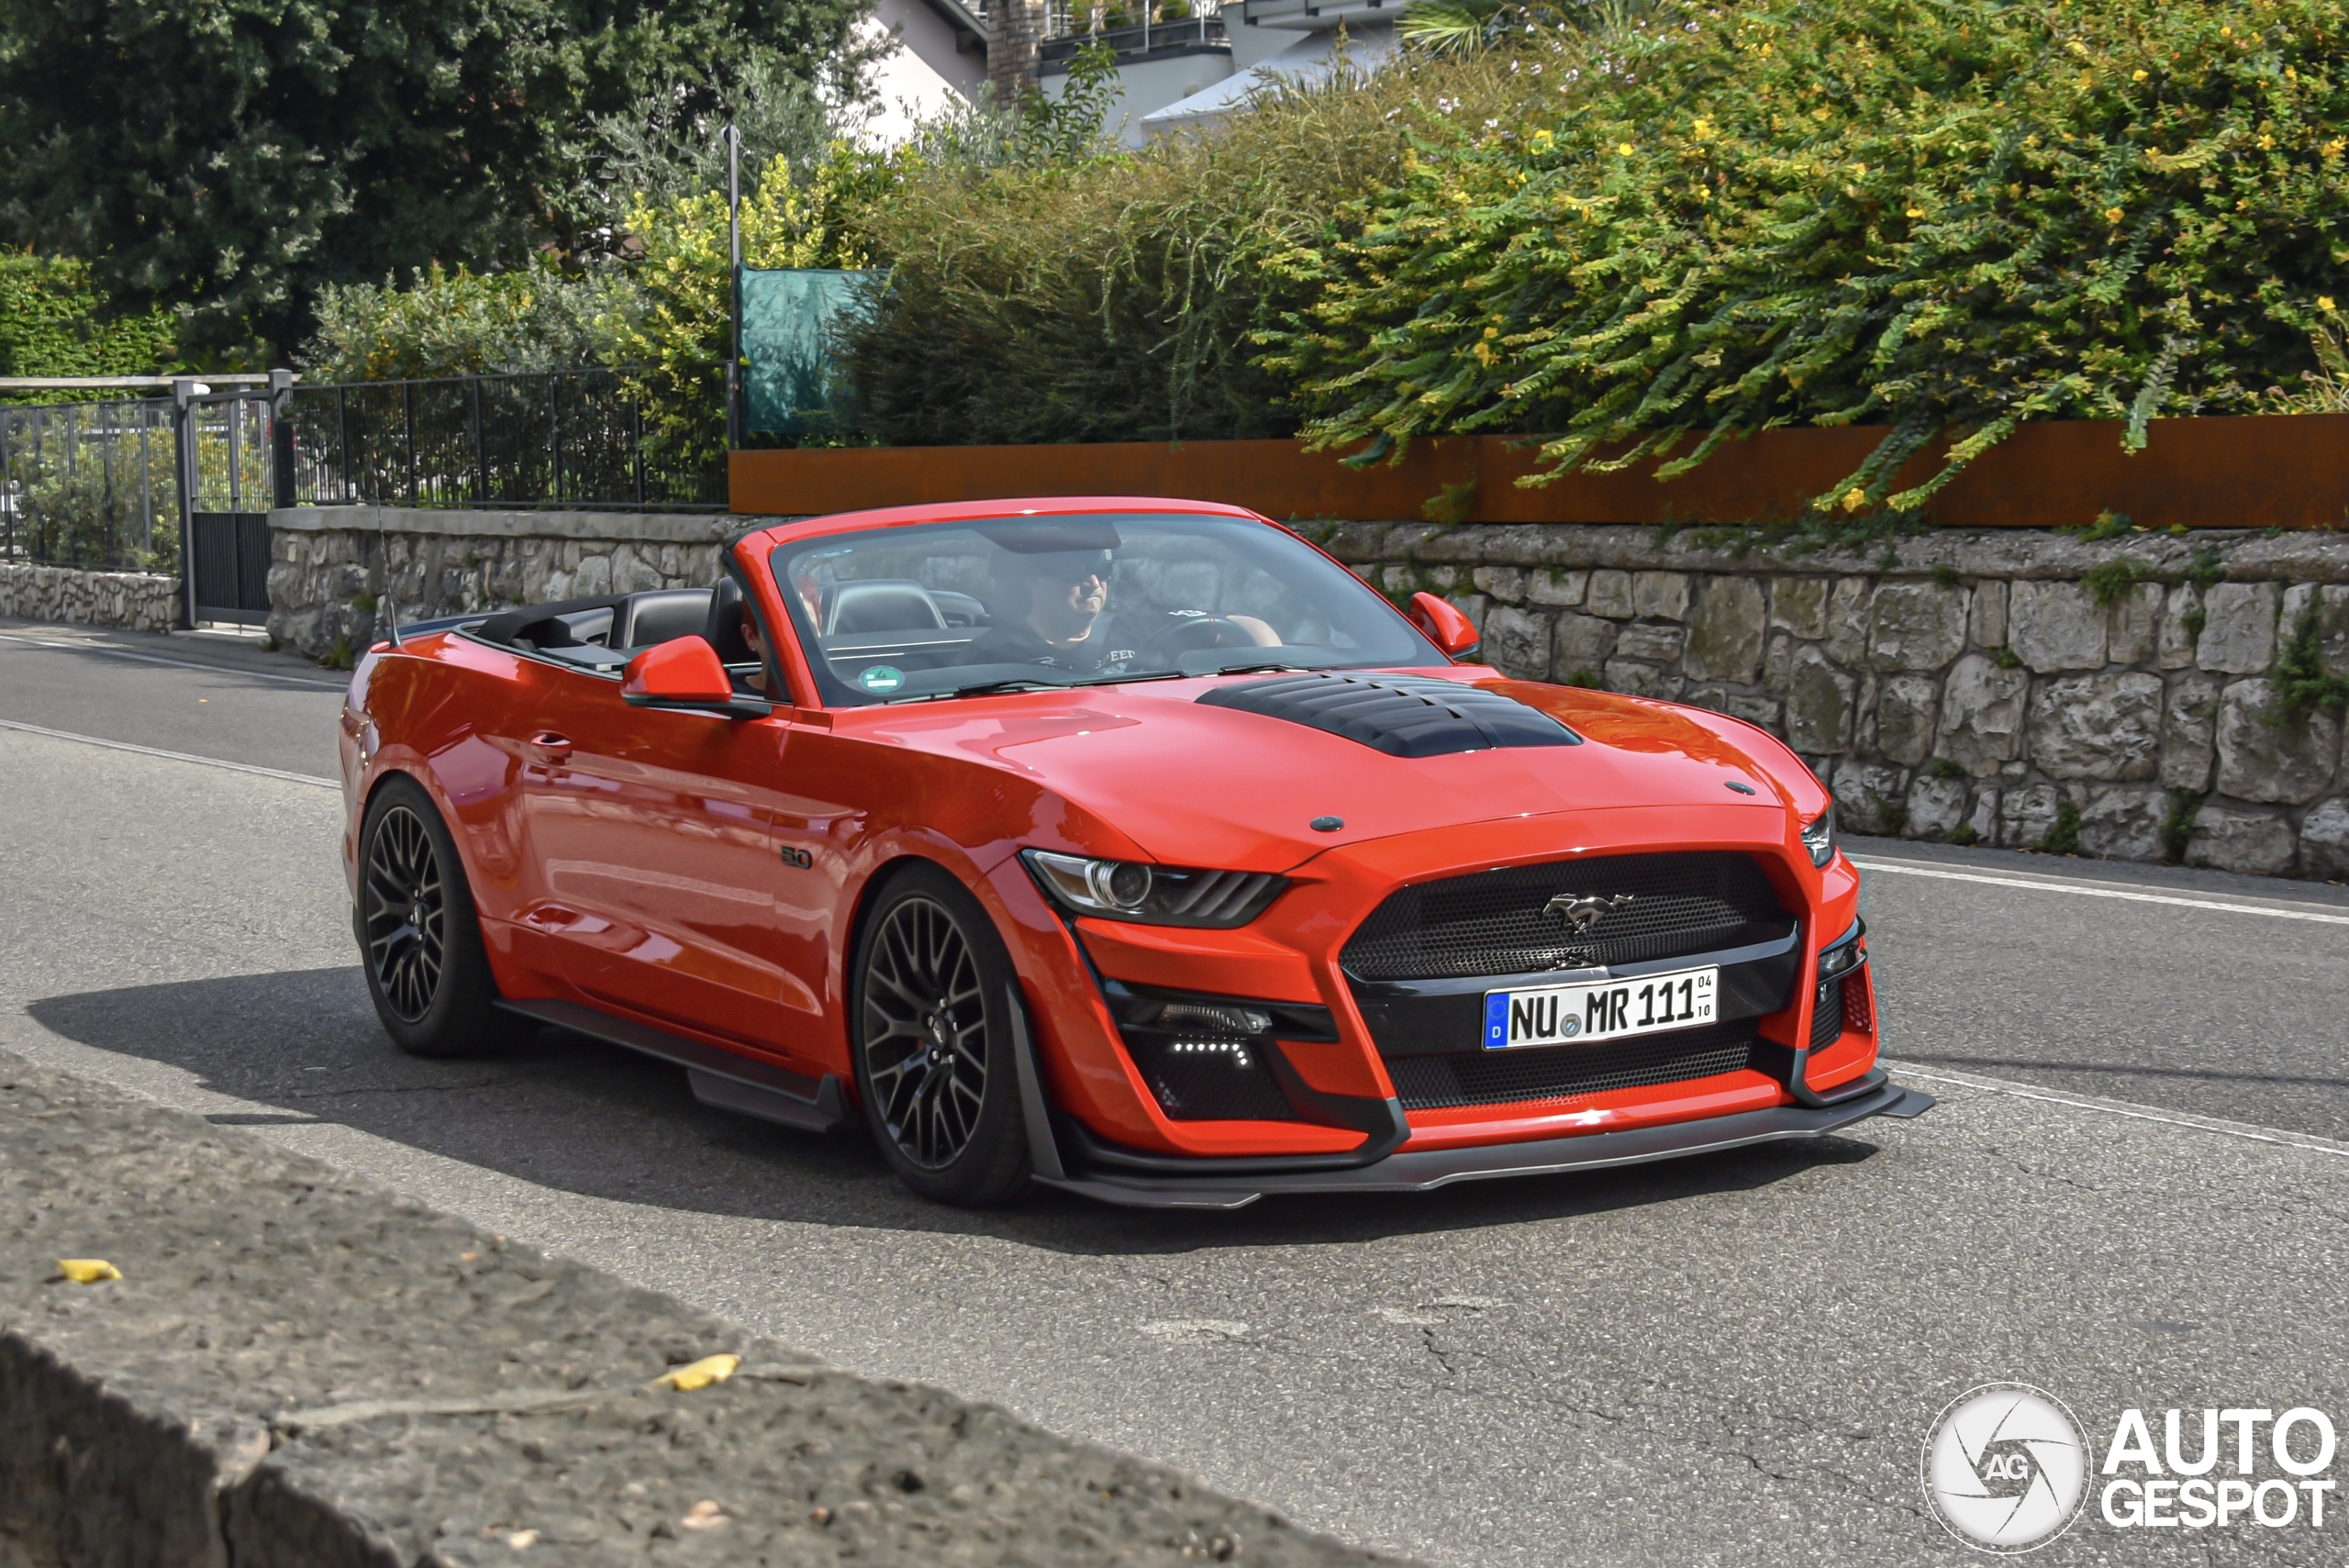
[445,577,995,686]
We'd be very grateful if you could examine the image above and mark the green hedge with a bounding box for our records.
[832,51,1523,445]
[0,253,177,393]
[823,0,2349,525]
[1273,0,2349,517]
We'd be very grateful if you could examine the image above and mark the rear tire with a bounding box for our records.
[355,773,510,1058]
[850,862,1030,1206]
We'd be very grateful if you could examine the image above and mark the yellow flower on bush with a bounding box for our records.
[1842,487,1867,512]
[2322,296,2339,312]
[1617,142,1635,156]
[2132,69,2148,81]
[2105,206,2125,224]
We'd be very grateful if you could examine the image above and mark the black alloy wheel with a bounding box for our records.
[354,775,510,1058]
[851,864,1030,1204]
[362,804,445,1022]
[863,894,988,1166]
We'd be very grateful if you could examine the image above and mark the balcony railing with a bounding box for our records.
[1042,0,1227,54]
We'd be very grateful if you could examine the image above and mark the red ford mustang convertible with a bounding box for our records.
[338,497,1930,1207]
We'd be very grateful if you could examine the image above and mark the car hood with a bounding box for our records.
[851,670,1798,873]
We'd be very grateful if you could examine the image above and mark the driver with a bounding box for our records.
[956,547,1276,673]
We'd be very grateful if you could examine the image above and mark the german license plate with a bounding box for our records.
[1482,966,1719,1050]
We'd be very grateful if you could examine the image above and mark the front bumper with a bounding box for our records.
[1006,988,1932,1209]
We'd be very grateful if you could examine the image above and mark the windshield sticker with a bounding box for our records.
[858,665,906,694]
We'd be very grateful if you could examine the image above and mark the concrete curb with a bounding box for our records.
[0,1052,1406,1568]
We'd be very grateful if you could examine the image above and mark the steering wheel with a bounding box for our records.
[1135,615,1258,662]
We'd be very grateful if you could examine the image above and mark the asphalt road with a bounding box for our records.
[4,617,2345,1566]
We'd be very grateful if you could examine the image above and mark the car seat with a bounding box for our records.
[825,580,947,635]
[615,589,714,650]
[704,575,756,664]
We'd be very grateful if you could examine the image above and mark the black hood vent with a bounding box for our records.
[1196,672,1580,758]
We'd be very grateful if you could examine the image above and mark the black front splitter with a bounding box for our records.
[1031,1069,1934,1211]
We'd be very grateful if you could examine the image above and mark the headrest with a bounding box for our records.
[703,574,753,664]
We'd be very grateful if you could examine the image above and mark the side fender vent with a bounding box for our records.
[1196,672,1580,758]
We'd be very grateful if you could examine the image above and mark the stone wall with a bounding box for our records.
[267,506,739,660]
[0,562,178,634]
[1315,524,2349,880]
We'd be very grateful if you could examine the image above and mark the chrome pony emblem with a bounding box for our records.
[1543,892,1635,937]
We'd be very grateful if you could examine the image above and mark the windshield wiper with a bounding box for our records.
[1197,660,1320,678]
[886,677,1071,704]
[1068,670,1189,687]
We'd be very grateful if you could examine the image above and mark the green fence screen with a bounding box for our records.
[740,268,870,436]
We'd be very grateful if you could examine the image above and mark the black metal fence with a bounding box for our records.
[284,366,728,512]
[4,365,728,588]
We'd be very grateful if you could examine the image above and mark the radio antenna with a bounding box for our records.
[378,515,402,648]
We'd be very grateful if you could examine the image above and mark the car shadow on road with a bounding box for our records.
[28,965,1895,1257]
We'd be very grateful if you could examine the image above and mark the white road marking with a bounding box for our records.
[0,717,339,789]
[0,629,347,688]
[1851,855,2349,926]
[1886,1061,2349,1161]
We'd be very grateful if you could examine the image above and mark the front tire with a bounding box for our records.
[850,862,1030,1206]
[355,773,509,1057]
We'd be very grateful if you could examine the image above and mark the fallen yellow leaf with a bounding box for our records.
[57,1259,121,1284]
[651,1354,740,1392]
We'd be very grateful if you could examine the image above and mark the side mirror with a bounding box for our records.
[623,636,748,713]
[1408,592,1483,661]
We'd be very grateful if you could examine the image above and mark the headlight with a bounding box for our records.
[1800,808,1837,868]
[1021,850,1286,928]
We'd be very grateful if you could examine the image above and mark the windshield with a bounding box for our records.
[770,512,1444,706]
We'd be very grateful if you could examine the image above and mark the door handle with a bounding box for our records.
[525,732,573,765]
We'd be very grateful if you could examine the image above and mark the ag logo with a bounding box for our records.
[1922,1384,2089,1553]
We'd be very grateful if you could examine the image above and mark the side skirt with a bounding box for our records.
[498,997,845,1133]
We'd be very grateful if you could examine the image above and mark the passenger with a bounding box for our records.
[955,548,1277,673]
[740,609,770,694]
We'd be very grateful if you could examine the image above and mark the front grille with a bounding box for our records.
[1809,976,1844,1050]
[1383,1019,1759,1111]
[1341,851,1789,982]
